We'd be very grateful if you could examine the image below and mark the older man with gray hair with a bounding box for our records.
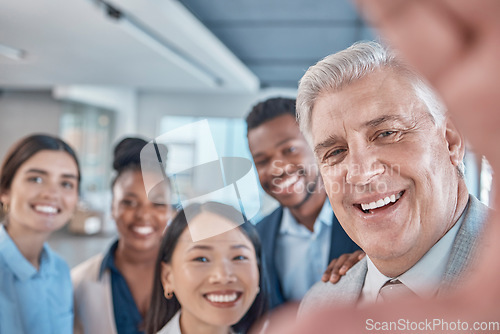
[297,41,489,315]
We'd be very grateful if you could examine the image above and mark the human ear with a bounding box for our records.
[444,117,465,167]
[0,191,10,206]
[110,195,118,222]
[160,262,175,298]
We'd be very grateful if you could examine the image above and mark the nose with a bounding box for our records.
[269,158,286,177]
[40,181,60,199]
[270,158,297,179]
[208,259,237,284]
[135,203,154,222]
[345,145,385,186]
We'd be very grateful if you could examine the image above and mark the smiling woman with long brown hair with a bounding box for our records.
[0,134,81,334]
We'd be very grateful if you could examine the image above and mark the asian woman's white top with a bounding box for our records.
[156,311,181,334]
[156,311,239,334]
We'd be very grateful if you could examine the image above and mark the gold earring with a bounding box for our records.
[2,203,9,214]
[166,290,174,299]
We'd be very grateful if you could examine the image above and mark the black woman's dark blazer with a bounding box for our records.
[254,202,360,310]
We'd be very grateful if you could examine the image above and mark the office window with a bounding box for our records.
[60,102,115,207]
[159,116,277,222]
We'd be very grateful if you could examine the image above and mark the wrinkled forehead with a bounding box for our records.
[311,70,428,133]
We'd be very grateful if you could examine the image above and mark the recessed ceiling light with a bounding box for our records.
[100,1,223,87]
[0,43,26,61]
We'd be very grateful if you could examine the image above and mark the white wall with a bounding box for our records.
[0,90,62,160]
[136,88,297,138]
[0,88,298,158]
[0,88,140,161]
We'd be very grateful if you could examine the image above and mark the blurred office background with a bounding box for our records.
[0,0,492,267]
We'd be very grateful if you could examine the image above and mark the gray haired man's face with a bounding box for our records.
[310,69,465,275]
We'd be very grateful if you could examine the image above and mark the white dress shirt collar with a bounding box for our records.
[276,200,333,301]
[280,200,333,235]
[360,209,466,306]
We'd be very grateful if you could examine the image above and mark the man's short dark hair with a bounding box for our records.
[245,97,296,132]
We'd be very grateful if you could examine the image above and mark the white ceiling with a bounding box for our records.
[0,0,259,93]
[0,0,375,92]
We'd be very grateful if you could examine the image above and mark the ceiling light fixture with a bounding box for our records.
[101,1,223,88]
[0,43,26,61]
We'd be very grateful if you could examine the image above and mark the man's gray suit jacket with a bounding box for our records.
[299,195,489,317]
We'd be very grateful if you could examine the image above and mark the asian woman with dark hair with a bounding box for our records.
[145,201,268,334]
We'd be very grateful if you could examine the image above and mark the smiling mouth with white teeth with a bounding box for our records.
[204,292,241,304]
[358,191,404,214]
[132,226,154,235]
[274,174,299,191]
[33,205,59,214]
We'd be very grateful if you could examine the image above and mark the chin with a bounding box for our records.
[197,316,232,329]
[278,193,309,206]
[367,244,413,262]
[135,242,157,251]
[213,315,243,327]
[38,221,66,232]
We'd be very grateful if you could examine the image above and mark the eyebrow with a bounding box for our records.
[313,114,408,155]
[252,137,294,159]
[188,245,213,251]
[275,137,294,148]
[187,244,252,252]
[230,244,252,251]
[364,115,404,128]
[25,168,78,179]
[314,135,340,156]
[25,168,48,175]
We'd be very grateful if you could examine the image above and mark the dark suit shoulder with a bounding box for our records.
[255,206,283,235]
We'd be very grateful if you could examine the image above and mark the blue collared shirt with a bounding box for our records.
[275,200,333,301]
[99,240,144,334]
[0,224,73,334]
